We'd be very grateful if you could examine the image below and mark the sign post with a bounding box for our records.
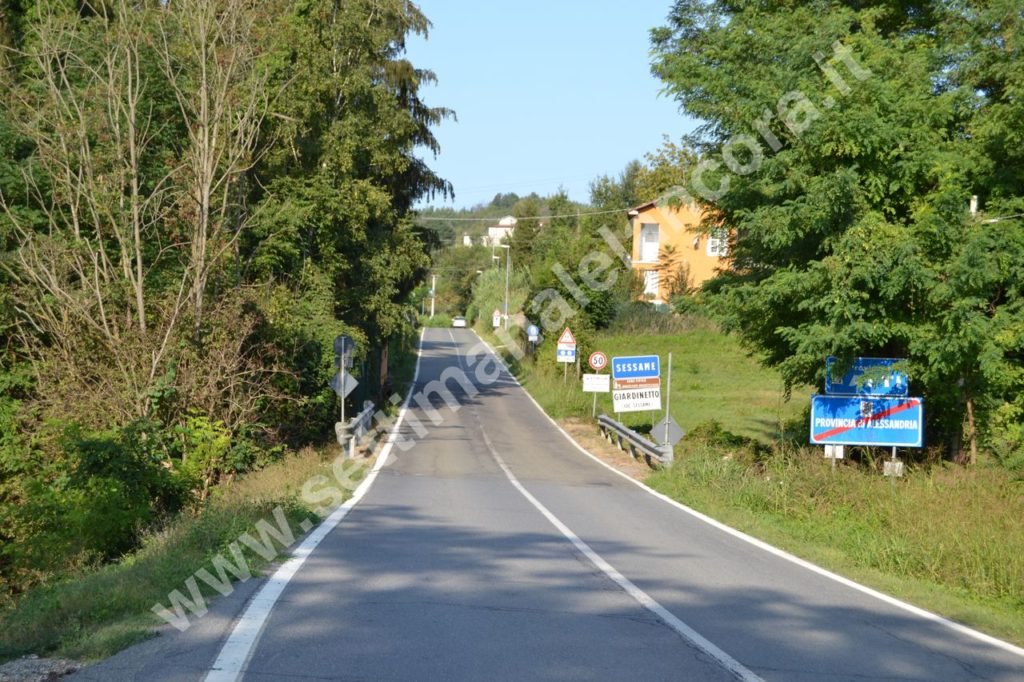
[810,395,924,447]
[582,373,611,416]
[586,351,609,417]
[664,352,672,437]
[653,414,684,448]
[333,334,355,428]
[826,357,908,396]
[527,324,540,355]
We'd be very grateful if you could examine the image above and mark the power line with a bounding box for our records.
[414,207,630,222]
[430,172,601,193]
[981,212,1024,224]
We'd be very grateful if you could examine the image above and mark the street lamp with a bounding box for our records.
[498,244,511,330]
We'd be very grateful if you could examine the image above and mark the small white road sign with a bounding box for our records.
[583,374,610,393]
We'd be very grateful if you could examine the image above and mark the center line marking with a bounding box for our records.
[447,329,762,682]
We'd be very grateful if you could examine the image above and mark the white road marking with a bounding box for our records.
[205,329,426,682]
[471,331,1024,660]
[447,330,763,682]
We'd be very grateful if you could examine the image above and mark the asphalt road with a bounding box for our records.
[76,327,1024,681]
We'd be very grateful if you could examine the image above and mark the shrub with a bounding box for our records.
[1,419,190,598]
[986,401,1024,477]
[609,301,709,335]
[419,313,453,328]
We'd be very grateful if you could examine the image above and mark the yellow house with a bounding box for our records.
[628,199,728,303]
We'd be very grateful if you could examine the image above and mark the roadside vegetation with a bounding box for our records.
[419,314,454,329]
[0,448,362,662]
[0,0,441,655]
[647,426,1024,644]
[477,304,1024,645]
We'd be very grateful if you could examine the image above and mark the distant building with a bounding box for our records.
[462,233,473,247]
[628,199,729,304]
[483,215,517,246]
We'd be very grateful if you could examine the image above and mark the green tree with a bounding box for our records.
[248,0,452,392]
[430,245,493,316]
[490,192,520,210]
[633,140,697,205]
[589,159,644,210]
[652,1,1024,461]
[0,0,452,594]
[507,194,544,265]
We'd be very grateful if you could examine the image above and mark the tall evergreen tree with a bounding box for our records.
[249,0,450,324]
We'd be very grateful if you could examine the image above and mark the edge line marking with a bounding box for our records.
[471,331,1024,660]
[205,328,426,681]
[449,329,762,682]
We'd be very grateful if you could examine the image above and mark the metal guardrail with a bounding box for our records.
[597,414,674,469]
[335,401,376,458]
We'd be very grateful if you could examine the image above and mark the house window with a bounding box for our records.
[706,229,729,257]
[640,223,660,262]
[643,270,660,297]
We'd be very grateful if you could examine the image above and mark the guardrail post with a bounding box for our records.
[335,421,351,456]
[337,400,375,460]
[657,443,674,467]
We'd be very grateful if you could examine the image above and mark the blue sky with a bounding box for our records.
[406,1,697,209]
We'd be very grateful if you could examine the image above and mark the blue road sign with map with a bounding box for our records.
[826,357,908,397]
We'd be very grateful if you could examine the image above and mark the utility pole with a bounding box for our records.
[664,352,672,444]
[430,273,436,319]
[503,246,511,330]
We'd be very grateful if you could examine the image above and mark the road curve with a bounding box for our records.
[76,327,1024,681]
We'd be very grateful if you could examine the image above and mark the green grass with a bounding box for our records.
[646,438,1024,645]
[498,318,1024,647]
[0,448,363,662]
[509,320,808,443]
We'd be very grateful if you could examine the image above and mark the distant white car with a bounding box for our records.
[452,315,467,328]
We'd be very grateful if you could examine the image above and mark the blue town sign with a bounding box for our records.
[611,355,660,380]
[810,395,924,447]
